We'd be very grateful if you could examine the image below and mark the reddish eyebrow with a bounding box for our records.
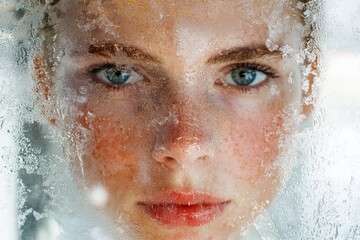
[88,43,161,63]
[206,45,282,64]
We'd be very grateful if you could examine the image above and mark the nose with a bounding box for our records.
[151,100,215,170]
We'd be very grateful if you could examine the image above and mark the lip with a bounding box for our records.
[137,191,231,227]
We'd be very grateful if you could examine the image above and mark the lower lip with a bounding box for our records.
[138,202,230,227]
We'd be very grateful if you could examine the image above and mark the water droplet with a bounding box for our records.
[88,184,108,207]
[77,96,87,104]
[0,116,4,130]
[79,86,87,95]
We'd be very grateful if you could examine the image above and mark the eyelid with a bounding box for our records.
[87,62,147,89]
[89,63,132,74]
[221,62,279,79]
[215,62,279,94]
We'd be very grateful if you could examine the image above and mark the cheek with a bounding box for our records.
[92,121,136,163]
[75,106,145,184]
[71,85,161,189]
[222,101,284,181]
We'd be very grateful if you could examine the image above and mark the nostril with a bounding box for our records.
[164,156,175,162]
[160,156,179,169]
[197,155,210,162]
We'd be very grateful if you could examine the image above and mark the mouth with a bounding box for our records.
[137,191,231,227]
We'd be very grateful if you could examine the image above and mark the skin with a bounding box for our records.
[38,0,307,239]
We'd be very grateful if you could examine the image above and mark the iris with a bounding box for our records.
[231,68,261,86]
[92,64,144,86]
[105,68,131,85]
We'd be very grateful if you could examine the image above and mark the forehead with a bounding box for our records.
[60,1,299,27]
[54,0,303,55]
[86,0,297,18]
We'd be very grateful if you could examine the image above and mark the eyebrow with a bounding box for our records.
[88,43,161,63]
[206,45,282,64]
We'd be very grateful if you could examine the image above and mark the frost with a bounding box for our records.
[1,0,360,239]
[269,84,280,96]
[32,210,45,221]
[279,44,294,57]
[90,227,114,240]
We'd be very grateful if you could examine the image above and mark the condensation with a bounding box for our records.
[1,0,360,239]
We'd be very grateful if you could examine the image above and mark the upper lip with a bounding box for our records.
[138,191,230,205]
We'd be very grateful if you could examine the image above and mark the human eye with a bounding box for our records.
[220,63,279,89]
[89,63,144,87]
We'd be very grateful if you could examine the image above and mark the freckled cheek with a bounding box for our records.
[221,105,283,180]
[73,87,158,183]
[75,108,146,179]
[91,124,137,165]
[80,118,148,212]
[73,114,148,213]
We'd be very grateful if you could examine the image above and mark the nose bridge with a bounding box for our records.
[168,98,203,148]
[152,93,214,169]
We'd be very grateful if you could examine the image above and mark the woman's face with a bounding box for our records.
[49,0,304,239]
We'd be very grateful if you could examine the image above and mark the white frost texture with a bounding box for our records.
[1,0,360,239]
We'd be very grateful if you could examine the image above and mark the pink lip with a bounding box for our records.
[137,191,231,227]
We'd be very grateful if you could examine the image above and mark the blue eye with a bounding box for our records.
[92,64,144,86]
[225,67,267,86]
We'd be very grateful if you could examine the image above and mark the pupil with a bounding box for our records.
[106,69,131,84]
[231,68,256,85]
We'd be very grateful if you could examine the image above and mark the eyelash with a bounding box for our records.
[227,62,279,78]
[219,62,279,94]
[87,62,144,91]
[86,61,279,94]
